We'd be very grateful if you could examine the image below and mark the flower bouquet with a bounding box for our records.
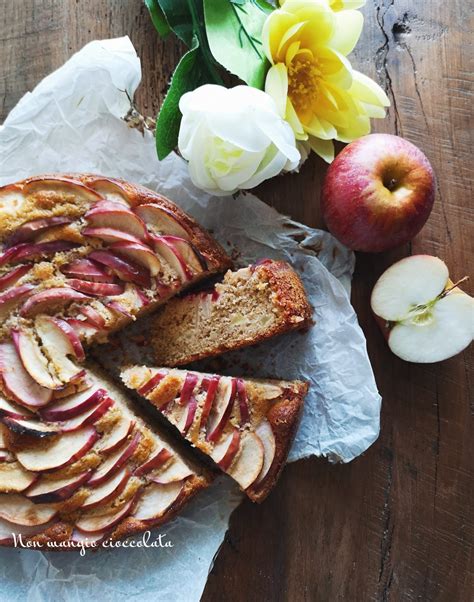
[145,0,390,194]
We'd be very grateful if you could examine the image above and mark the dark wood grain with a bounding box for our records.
[0,1,472,600]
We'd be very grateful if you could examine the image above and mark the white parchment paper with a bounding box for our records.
[0,37,381,601]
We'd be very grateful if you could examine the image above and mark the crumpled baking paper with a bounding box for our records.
[0,37,381,601]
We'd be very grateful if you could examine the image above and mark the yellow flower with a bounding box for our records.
[279,0,367,13]
[263,0,389,162]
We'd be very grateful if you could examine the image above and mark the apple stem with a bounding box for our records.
[439,276,469,299]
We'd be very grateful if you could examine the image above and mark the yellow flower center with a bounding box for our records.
[287,57,321,116]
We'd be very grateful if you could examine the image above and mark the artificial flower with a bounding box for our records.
[178,85,300,195]
[263,0,390,162]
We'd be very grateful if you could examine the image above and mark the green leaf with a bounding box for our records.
[204,0,271,89]
[155,38,207,160]
[157,0,194,47]
[144,0,171,38]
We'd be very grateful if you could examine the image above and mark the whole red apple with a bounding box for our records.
[321,134,435,252]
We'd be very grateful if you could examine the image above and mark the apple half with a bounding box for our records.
[371,255,473,363]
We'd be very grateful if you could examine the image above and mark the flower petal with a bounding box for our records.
[350,70,390,106]
[265,63,289,118]
[330,9,364,55]
[309,136,335,163]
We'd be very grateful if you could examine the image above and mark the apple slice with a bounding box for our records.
[66,318,100,339]
[151,236,192,281]
[110,241,162,276]
[371,255,474,362]
[12,329,63,390]
[34,319,84,385]
[82,227,144,246]
[36,316,85,361]
[135,203,191,239]
[227,432,264,490]
[254,421,276,484]
[5,216,73,247]
[0,494,57,526]
[41,387,105,421]
[77,305,106,327]
[89,250,151,288]
[179,372,199,406]
[0,342,52,408]
[61,258,116,283]
[22,176,103,202]
[0,284,35,320]
[134,448,173,477]
[0,450,13,462]
[0,241,79,267]
[206,378,237,443]
[0,183,26,217]
[0,394,34,420]
[212,429,241,471]
[75,495,137,533]
[85,202,148,241]
[149,456,193,484]
[137,371,167,396]
[164,236,207,273]
[81,468,130,510]
[88,432,140,487]
[0,518,56,545]
[133,481,184,522]
[236,379,250,425]
[0,462,37,493]
[16,427,98,472]
[26,471,91,503]
[59,397,114,432]
[67,278,125,297]
[20,287,90,317]
[0,265,32,292]
[2,416,61,438]
[96,416,134,454]
[87,178,131,204]
[198,375,220,432]
[70,528,108,546]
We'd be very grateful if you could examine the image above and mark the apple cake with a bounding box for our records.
[146,260,312,366]
[0,362,211,547]
[121,365,307,502]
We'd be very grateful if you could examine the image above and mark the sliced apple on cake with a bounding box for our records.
[121,366,307,502]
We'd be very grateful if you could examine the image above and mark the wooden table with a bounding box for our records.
[1,2,472,600]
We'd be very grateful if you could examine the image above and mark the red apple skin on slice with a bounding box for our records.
[88,250,151,288]
[199,376,220,432]
[2,416,60,438]
[96,416,134,454]
[25,471,91,504]
[22,177,103,202]
[0,284,35,317]
[41,388,105,421]
[75,494,137,533]
[60,396,114,432]
[133,481,184,522]
[149,456,193,484]
[77,305,106,327]
[254,421,276,484]
[236,379,250,426]
[135,203,191,240]
[16,427,99,472]
[82,227,144,246]
[151,235,192,282]
[163,236,207,273]
[134,448,173,478]
[0,462,37,493]
[0,341,52,407]
[85,202,148,241]
[66,318,100,340]
[61,258,116,284]
[137,371,166,396]
[81,468,130,510]
[20,287,91,317]
[0,394,34,419]
[109,241,162,277]
[5,216,73,248]
[0,494,57,526]
[0,241,79,267]
[179,373,199,406]
[13,328,64,390]
[67,279,125,297]
[0,265,32,293]
[227,431,264,490]
[213,430,241,471]
[87,179,131,205]
[88,432,140,488]
[206,378,237,443]
[0,518,56,545]
[37,316,85,361]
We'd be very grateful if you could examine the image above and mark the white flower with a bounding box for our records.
[178,84,300,195]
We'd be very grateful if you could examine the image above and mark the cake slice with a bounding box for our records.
[0,362,211,548]
[145,260,312,367]
[121,365,308,502]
